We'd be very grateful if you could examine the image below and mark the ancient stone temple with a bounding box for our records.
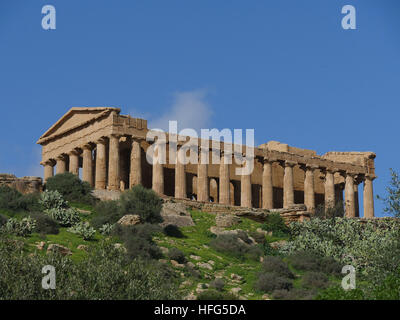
[37,107,376,218]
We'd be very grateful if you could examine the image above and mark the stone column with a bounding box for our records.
[197,149,209,202]
[43,160,55,183]
[345,172,356,218]
[304,164,317,213]
[219,152,230,205]
[56,155,67,175]
[175,146,187,199]
[69,151,80,176]
[241,161,252,208]
[262,158,274,209]
[363,174,375,218]
[152,145,164,195]
[82,144,93,186]
[95,138,107,189]
[129,138,142,188]
[108,135,120,190]
[283,160,296,208]
[324,168,336,209]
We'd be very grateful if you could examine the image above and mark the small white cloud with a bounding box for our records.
[149,89,213,133]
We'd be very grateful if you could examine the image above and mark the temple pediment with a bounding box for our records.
[37,107,120,144]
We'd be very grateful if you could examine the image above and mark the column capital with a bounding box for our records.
[262,156,278,164]
[131,136,142,144]
[68,149,80,156]
[96,137,108,144]
[109,133,121,140]
[364,173,377,181]
[56,154,67,161]
[320,167,336,175]
[285,160,297,167]
[81,143,93,151]
[41,159,56,166]
[299,163,319,171]
[345,170,357,178]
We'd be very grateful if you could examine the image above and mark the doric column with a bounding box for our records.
[82,144,93,186]
[68,150,80,176]
[108,135,120,190]
[197,149,209,202]
[56,155,67,175]
[240,161,252,208]
[303,164,317,213]
[43,160,55,183]
[283,160,296,208]
[219,152,230,205]
[152,144,164,195]
[345,172,356,218]
[363,174,375,218]
[262,158,274,209]
[175,146,187,199]
[95,138,107,190]
[129,138,142,188]
[324,168,336,209]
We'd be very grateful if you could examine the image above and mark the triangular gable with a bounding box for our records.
[37,107,120,144]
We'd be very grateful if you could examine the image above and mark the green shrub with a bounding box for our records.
[261,213,289,237]
[261,241,277,256]
[289,251,341,276]
[18,192,42,212]
[0,214,7,227]
[254,273,293,293]
[45,172,95,204]
[209,278,225,291]
[281,217,400,275]
[0,238,180,299]
[39,190,68,210]
[68,221,96,240]
[272,288,316,300]
[316,285,366,300]
[197,289,238,300]
[302,271,329,289]
[163,224,184,238]
[3,217,36,237]
[168,248,186,264]
[113,223,163,260]
[320,256,342,275]
[261,256,294,279]
[314,201,345,219]
[91,200,123,229]
[99,223,115,236]
[289,251,320,271]
[120,185,163,223]
[45,207,80,227]
[0,186,23,211]
[210,234,262,261]
[30,212,59,235]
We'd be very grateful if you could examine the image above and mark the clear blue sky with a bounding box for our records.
[1,1,399,217]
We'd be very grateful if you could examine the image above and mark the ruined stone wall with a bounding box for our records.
[0,174,43,194]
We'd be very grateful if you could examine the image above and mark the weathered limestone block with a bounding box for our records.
[117,214,141,226]
[159,201,195,227]
[47,244,72,256]
[0,174,42,194]
[215,214,241,228]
